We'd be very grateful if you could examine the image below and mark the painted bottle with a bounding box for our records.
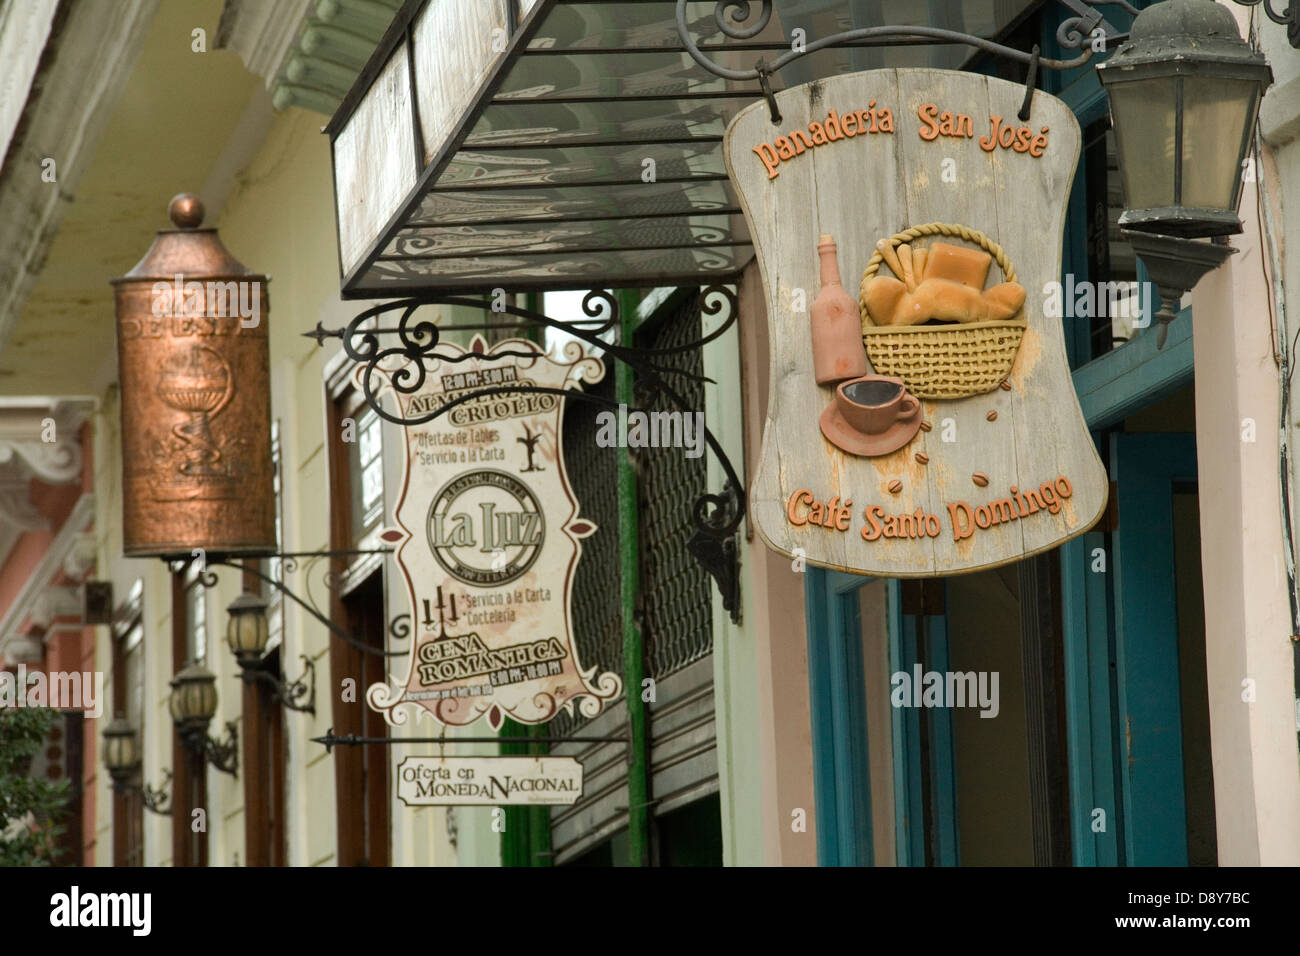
[810,234,869,385]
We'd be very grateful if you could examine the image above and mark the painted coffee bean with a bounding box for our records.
[986,410,998,422]
[888,479,903,494]
[915,452,929,465]
[919,420,932,432]
[972,472,989,487]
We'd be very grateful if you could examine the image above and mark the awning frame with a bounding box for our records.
[324,0,1129,298]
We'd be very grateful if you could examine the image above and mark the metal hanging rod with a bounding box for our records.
[674,0,1141,83]
[313,730,629,751]
[178,547,411,659]
[303,286,746,619]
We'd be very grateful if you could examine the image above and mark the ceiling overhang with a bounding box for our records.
[326,0,1041,298]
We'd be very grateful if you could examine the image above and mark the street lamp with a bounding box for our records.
[1098,0,1273,346]
[102,716,138,784]
[101,716,171,815]
[226,591,271,666]
[224,591,316,714]
[168,662,238,776]
[1098,0,1272,238]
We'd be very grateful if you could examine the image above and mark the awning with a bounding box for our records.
[327,0,1037,297]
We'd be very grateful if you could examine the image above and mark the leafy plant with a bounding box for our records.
[0,707,71,866]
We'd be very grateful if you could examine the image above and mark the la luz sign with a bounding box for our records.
[365,337,621,729]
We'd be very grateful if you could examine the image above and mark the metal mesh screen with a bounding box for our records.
[551,290,714,735]
[636,292,713,678]
[552,369,621,737]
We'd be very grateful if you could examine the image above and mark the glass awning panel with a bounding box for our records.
[329,0,1037,297]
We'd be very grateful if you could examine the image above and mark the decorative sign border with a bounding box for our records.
[364,336,621,728]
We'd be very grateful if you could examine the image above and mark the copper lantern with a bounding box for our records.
[110,194,275,558]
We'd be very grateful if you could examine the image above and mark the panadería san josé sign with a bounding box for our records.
[365,336,621,729]
[725,68,1108,577]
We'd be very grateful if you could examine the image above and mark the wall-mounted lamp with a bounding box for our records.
[1098,0,1273,344]
[101,716,171,815]
[168,663,238,776]
[225,591,316,714]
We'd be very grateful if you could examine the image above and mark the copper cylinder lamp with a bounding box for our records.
[110,194,275,558]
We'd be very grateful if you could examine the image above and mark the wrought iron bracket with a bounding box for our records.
[312,728,628,752]
[688,479,743,624]
[240,654,316,715]
[1231,0,1300,47]
[114,768,173,816]
[305,287,748,608]
[185,549,409,658]
[673,0,1131,86]
[180,720,238,777]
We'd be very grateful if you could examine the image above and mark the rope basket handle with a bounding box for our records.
[859,222,1017,327]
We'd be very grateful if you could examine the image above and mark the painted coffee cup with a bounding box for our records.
[836,375,919,435]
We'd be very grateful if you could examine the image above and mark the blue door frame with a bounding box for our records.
[804,570,875,866]
[1110,432,1199,865]
[892,587,959,866]
[805,572,958,866]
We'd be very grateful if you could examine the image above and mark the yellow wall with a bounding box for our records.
[89,97,473,866]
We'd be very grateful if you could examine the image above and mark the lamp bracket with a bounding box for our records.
[181,549,409,659]
[114,767,172,817]
[1121,229,1237,348]
[241,654,316,715]
[203,720,239,777]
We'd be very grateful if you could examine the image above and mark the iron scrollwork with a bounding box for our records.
[239,655,317,715]
[179,719,238,777]
[190,549,409,659]
[679,0,1300,81]
[139,769,173,816]
[205,722,239,776]
[113,768,172,816]
[1231,0,1300,46]
[675,0,1121,85]
[305,286,747,615]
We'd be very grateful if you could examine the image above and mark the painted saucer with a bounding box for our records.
[819,397,923,458]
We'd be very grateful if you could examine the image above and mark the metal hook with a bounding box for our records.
[1019,44,1041,122]
[756,62,782,124]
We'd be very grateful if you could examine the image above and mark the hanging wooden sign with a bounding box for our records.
[396,755,583,806]
[365,336,621,728]
[724,69,1108,577]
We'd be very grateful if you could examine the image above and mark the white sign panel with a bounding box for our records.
[397,755,584,806]
[365,336,622,729]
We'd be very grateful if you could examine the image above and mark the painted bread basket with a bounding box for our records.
[858,222,1027,400]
